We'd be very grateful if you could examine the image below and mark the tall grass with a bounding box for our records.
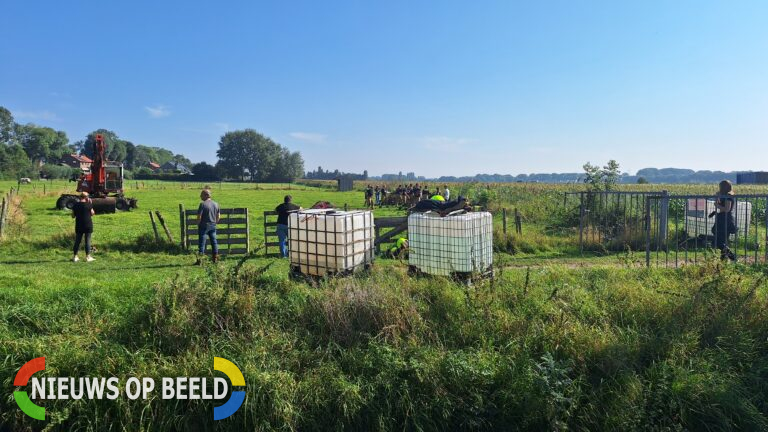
[3,260,768,430]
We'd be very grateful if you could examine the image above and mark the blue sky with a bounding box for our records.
[2,1,767,178]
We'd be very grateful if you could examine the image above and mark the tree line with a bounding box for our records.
[0,107,305,182]
[305,166,368,180]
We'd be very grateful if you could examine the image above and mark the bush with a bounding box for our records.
[303,277,425,347]
[39,164,76,179]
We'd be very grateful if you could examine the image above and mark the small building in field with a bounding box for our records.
[60,154,93,171]
[736,172,768,185]
[336,177,354,192]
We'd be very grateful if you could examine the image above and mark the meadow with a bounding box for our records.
[1,180,767,431]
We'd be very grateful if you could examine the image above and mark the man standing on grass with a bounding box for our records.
[71,191,95,262]
[196,188,220,265]
[275,195,300,258]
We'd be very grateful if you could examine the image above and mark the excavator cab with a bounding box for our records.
[105,165,122,191]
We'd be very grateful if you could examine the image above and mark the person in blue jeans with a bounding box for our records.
[196,189,221,265]
[275,195,300,258]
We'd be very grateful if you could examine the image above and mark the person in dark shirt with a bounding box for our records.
[710,180,737,261]
[71,192,95,262]
[365,185,374,208]
[275,195,301,258]
[196,189,221,264]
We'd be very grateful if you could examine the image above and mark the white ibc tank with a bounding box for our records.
[289,209,375,276]
[684,199,751,238]
[408,212,493,276]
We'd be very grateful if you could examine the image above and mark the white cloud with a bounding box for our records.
[421,136,476,152]
[14,110,61,122]
[289,132,326,143]
[144,105,171,118]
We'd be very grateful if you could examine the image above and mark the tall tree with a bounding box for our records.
[15,124,70,166]
[0,144,34,179]
[80,129,127,162]
[0,106,15,145]
[172,153,192,167]
[216,129,282,181]
[124,141,136,169]
[267,149,305,182]
[191,162,220,180]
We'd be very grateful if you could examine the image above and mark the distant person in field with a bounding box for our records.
[443,185,450,201]
[275,195,301,258]
[380,186,388,205]
[365,184,374,208]
[71,191,95,262]
[422,188,430,201]
[710,180,737,261]
[412,184,421,204]
[374,185,381,206]
[196,188,221,265]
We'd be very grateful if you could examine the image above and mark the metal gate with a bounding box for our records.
[574,191,768,267]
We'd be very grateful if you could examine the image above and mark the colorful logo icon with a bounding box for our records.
[213,357,245,421]
[14,357,46,420]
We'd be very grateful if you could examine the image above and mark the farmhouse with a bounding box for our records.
[160,161,192,174]
[61,153,93,171]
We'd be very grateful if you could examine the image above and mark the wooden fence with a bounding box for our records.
[374,217,408,253]
[179,205,250,255]
[0,187,15,240]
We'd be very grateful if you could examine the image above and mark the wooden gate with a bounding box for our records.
[179,204,250,255]
[263,210,281,257]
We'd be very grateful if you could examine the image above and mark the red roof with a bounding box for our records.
[70,154,92,163]
[149,162,161,169]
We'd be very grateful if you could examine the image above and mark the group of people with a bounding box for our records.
[363,184,451,208]
[395,184,450,206]
[364,185,386,208]
[69,181,741,264]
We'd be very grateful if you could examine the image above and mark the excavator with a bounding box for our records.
[56,133,138,214]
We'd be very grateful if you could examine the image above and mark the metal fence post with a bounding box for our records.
[765,196,768,264]
[579,192,585,255]
[659,190,669,252]
[645,197,652,268]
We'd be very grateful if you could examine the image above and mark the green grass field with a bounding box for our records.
[1,180,767,431]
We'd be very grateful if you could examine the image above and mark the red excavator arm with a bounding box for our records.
[77,133,107,196]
